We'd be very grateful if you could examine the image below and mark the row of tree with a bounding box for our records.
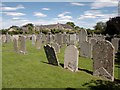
[0,16,120,35]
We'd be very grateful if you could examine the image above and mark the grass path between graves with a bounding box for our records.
[2,40,120,89]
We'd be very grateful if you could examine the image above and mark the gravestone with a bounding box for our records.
[90,38,97,58]
[64,45,78,72]
[111,38,119,53]
[80,41,92,58]
[2,35,6,43]
[79,29,88,46]
[13,38,19,52]
[66,34,70,46]
[6,33,11,43]
[69,34,76,45]
[51,43,60,53]
[36,35,42,49]
[46,33,51,44]
[63,32,67,44]
[55,33,63,46]
[93,40,114,81]
[32,34,36,45]
[42,34,46,44]
[19,36,26,54]
[44,44,59,66]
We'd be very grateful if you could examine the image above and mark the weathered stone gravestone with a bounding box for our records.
[66,34,70,46]
[90,38,97,58]
[44,44,59,66]
[93,34,105,41]
[36,37,42,50]
[46,33,51,44]
[32,34,36,45]
[64,45,78,72]
[80,41,92,58]
[93,40,115,81]
[6,33,11,43]
[79,29,88,46]
[55,33,63,46]
[19,36,26,54]
[90,38,97,46]
[2,35,6,43]
[69,34,76,45]
[42,34,46,44]
[51,43,60,53]
[13,38,19,52]
[111,38,119,53]
[63,32,67,44]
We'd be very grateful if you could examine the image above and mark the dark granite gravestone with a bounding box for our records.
[44,44,59,66]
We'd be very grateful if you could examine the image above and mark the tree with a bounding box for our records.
[66,22,75,28]
[23,23,34,34]
[94,21,106,34]
[0,29,8,34]
[105,17,120,35]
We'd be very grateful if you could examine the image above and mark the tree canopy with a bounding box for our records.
[66,22,75,28]
[105,17,120,35]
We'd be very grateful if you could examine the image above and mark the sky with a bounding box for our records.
[0,0,119,29]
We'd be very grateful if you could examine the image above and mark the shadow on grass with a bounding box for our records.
[82,79,120,90]
[78,68,93,75]
[66,88,76,90]
[60,63,64,68]
[115,65,120,68]
[59,63,93,75]
[41,61,58,66]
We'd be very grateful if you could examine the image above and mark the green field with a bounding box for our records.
[2,40,120,89]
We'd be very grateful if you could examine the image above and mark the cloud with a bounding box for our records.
[34,12,47,17]
[3,12,26,16]
[58,12,72,19]
[42,8,50,10]
[2,18,30,29]
[70,2,85,6]
[0,4,25,11]
[12,17,21,20]
[78,10,101,20]
[77,9,117,29]
[78,10,117,20]
[91,0,118,9]
[32,18,74,26]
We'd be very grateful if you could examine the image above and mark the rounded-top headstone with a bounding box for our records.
[64,45,79,72]
[93,40,115,81]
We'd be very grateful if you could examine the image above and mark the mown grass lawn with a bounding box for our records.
[2,40,120,89]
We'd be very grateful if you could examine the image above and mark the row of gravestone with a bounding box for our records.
[80,37,120,59]
[4,34,116,82]
[3,31,119,57]
[31,33,78,47]
[44,40,115,81]
[2,30,120,53]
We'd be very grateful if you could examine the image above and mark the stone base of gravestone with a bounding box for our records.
[44,44,59,66]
